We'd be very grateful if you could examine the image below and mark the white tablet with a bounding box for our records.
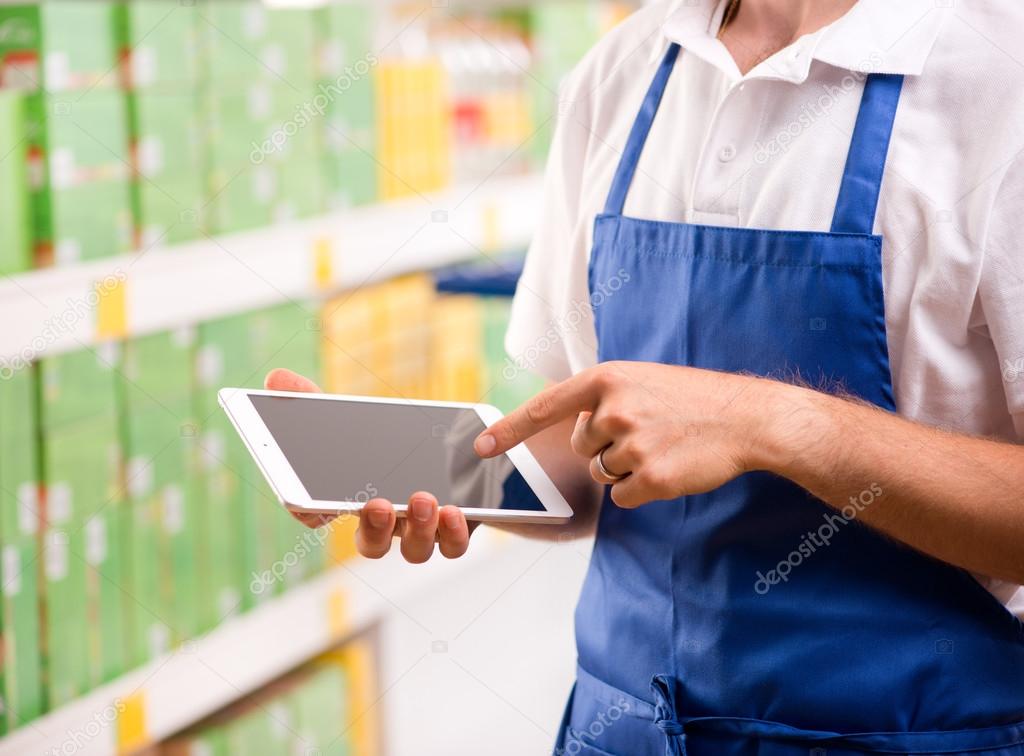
[218,388,573,524]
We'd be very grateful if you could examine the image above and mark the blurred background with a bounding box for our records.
[0,1,640,754]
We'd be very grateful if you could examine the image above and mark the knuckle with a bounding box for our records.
[525,393,554,426]
[598,408,631,434]
[400,542,432,564]
[439,539,468,559]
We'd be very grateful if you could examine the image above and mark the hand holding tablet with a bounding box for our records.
[217,369,572,561]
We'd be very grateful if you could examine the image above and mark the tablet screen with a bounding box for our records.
[248,395,545,511]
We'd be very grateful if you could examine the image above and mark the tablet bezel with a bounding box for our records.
[217,388,574,524]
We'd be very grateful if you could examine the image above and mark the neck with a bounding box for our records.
[720,0,858,74]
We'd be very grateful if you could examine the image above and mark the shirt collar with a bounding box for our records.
[655,0,950,83]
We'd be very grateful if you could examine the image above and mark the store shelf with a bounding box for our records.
[0,528,518,756]
[0,173,542,363]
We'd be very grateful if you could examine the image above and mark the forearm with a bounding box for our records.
[757,381,1024,584]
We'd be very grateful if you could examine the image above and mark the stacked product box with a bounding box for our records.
[119,328,203,668]
[0,368,44,733]
[0,2,133,267]
[375,58,451,200]
[161,645,371,756]
[527,3,604,165]
[0,91,32,275]
[200,1,323,234]
[321,274,434,400]
[316,1,378,209]
[195,302,323,624]
[246,303,325,596]
[430,294,485,403]
[481,297,543,414]
[120,0,206,248]
[38,344,127,707]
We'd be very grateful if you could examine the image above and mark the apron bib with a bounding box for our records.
[555,43,1024,756]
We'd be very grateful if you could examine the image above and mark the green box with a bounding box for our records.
[0,92,32,275]
[482,298,543,414]
[321,146,377,210]
[122,403,200,665]
[277,155,325,222]
[205,165,276,236]
[135,175,206,249]
[39,345,120,432]
[41,414,124,706]
[292,664,351,755]
[26,89,133,264]
[0,368,44,731]
[36,179,134,265]
[319,59,377,209]
[317,2,375,80]
[118,0,202,90]
[0,2,121,92]
[201,2,317,85]
[129,90,204,184]
[196,305,322,613]
[193,319,248,627]
[203,81,319,168]
[121,328,195,404]
[26,90,130,185]
[121,330,203,652]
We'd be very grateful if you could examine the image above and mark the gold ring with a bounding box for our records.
[595,447,629,483]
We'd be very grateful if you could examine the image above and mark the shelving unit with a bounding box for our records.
[0,529,519,756]
[0,173,543,364]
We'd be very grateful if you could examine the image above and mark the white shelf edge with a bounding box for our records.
[0,173,543,364]
[0,529,513,756]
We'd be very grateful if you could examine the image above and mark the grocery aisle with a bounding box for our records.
[0,1,634,753]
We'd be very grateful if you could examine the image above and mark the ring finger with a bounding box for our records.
[590,444,633,485]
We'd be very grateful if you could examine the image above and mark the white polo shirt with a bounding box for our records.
[506,0,1024,616]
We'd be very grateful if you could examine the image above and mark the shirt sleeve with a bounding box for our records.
[978,154,1024,439]
[504,75,600,384]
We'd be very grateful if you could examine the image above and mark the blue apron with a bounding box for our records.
[554,42,1024,756]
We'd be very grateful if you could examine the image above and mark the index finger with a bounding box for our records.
[474,371,601,457]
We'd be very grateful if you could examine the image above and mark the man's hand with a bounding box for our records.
[474,362,775,508]
[264,368,475,562]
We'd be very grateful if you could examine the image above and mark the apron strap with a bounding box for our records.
[603,43,682,216]
[830,73,905,235]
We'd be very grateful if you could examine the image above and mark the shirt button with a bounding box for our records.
[718,144,737,162]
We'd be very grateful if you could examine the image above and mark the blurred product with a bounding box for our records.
[0,91,31,274]
[317,2,379,210]
[38,344,126,706]
[0,368,44,733]
[25,89,133,266]
[120,328,203,666]
[0,2,121,91]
